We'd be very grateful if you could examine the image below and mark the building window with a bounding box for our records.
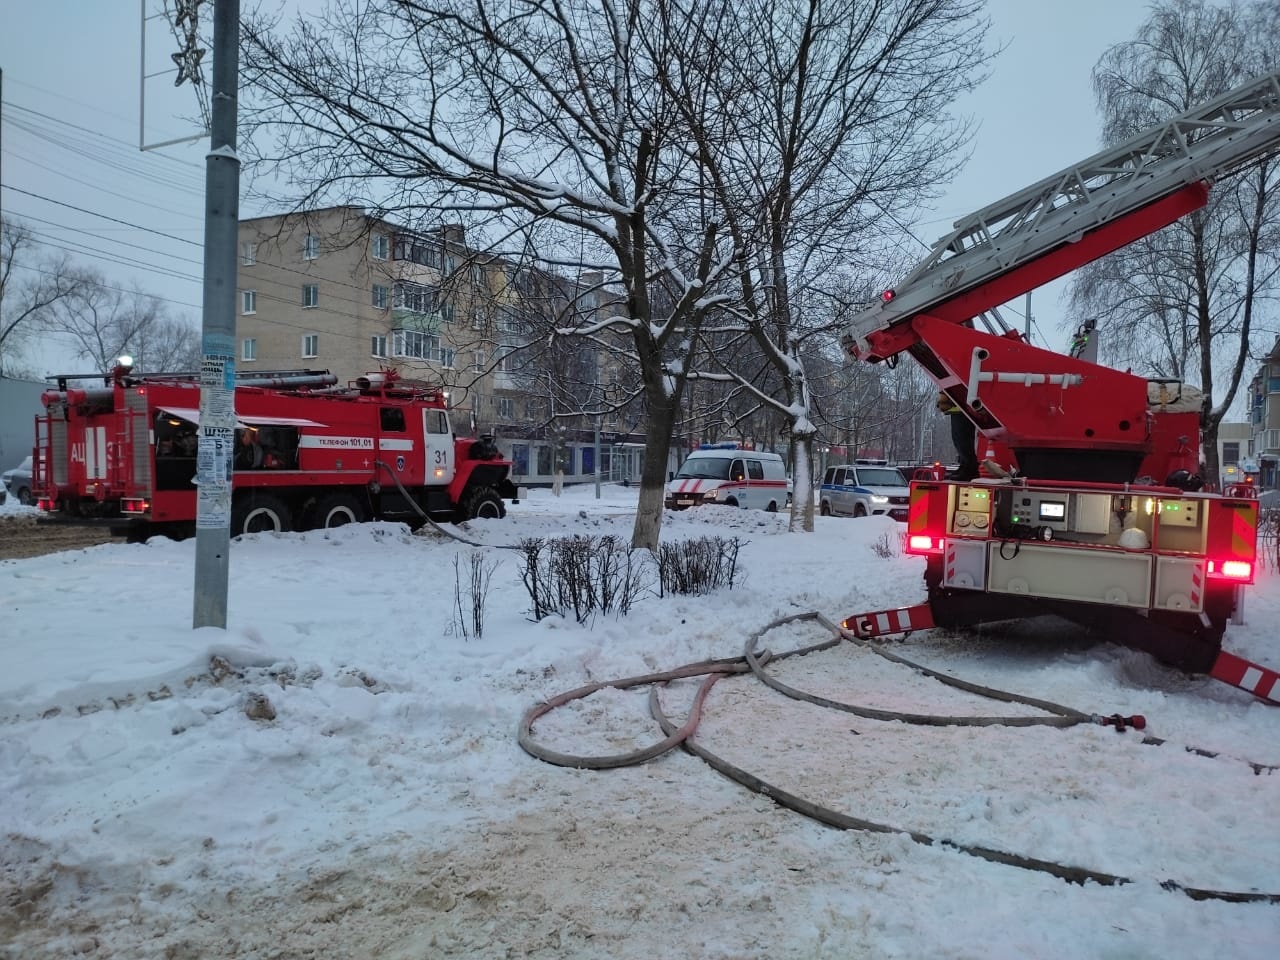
[372,284,389,309]
[303,284,319,308]
[470,263,485,289]
[240,242,257,265]
[304,234,320,260]
[511,442,529,474]
[371,335,387,358]
[371,234,389,260]
[392,235,441,268]
[472,350,485,372]
[241,290,257,315]
[444,254,457,273]
[393,281,439,314]
[302,334,318,358]
[497,397,514,419]
[498,308,526,334]
[439,346,456,369]
[496,351,515,373]
[392,329,440,360]
[242,338,257,361]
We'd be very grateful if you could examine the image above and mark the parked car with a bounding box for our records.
[2,455,34,506]
[818,460,910,520]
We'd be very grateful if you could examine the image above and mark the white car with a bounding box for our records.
[2,455,34,506]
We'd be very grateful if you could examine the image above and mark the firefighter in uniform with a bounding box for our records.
[937,392,979,481]
[236,429,265,470]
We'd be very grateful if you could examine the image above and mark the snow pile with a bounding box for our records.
[1,484,1277,959]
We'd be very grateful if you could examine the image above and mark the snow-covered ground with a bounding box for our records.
[1,485,1277,959]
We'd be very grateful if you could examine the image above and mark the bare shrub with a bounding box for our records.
[870,531,901,559]
[452,550,500,639]
[1259,506,1280,574]
[517,535,653,623]
[655,536,742,597]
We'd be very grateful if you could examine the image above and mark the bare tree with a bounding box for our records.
[46,276,200,373]
[658,0,990,530]
[243,0,751,549]
[0,215,87,377]
[1070,0,1280,486]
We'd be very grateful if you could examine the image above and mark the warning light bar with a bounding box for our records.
[906,534,937,553]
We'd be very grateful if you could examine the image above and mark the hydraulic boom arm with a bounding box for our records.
[839,71,1280,481]
[843,70,1280,363]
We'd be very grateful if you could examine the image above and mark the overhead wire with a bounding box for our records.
[0,102,527,374]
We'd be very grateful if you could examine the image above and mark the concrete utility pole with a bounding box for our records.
[192,0,240,628]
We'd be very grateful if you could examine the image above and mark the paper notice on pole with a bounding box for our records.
[196,487,231,529]
[199,357,236,424]
[195,433,232,528]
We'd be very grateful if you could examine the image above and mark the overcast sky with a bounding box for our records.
[0,0,1153,376]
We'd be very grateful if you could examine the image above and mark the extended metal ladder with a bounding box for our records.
[845,70,1280,360]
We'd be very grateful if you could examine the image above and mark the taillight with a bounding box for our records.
[906,482,948,554]
[1207,559,1252,580]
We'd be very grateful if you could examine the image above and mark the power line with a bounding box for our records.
[2,184,203,247]
[1,99,204,174]
[3,110,205,192]
[3,140,203,220]
[8,261,202,311]
[18,211,206,266]
[26,231,205,285]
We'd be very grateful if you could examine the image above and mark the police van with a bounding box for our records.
[664,444,789,512]
[819,459,910,520]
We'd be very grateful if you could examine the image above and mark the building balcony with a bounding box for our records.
[391,308,443,333]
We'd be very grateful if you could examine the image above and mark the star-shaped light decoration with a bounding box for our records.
[172,0,202,31]
[172,44,206,87]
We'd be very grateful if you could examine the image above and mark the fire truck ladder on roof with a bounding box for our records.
[844,69,1280,361]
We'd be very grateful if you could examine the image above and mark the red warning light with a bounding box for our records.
[881,289,895,303]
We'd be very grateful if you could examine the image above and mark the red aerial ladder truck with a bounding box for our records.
[839,70,1280,704]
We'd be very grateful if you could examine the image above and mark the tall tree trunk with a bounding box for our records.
[631,385,679,551]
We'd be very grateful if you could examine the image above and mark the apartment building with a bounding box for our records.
[1248,336,1280,489]
[235,207,648,485]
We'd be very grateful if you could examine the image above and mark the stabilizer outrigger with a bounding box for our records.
[840,599,1279,705]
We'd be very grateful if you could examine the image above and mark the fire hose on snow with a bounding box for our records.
[519,610,1279,904]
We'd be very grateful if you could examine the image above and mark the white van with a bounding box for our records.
[664,444,789,512]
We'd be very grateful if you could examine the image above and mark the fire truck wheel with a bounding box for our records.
[463,485,506,520]
[315,492,368,529]
[231,493,293,536]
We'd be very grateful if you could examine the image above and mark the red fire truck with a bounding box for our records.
[33,364,518,538]
[837,70,1280,703]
